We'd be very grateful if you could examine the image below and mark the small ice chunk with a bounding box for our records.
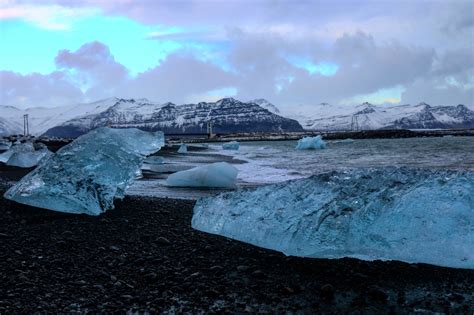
[178,143,188,153]
[222,141,239,150]
[192,168,474,269]
[144,156,164,165]
[336,138,354,144]
[0,142,35,164]
[4,127,164,215]
[166,162,238,188]
[296,136,326,150]
[0,140,11,151]
[6,144,52,168]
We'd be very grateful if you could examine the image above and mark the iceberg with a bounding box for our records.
[0,140,11,151]
[6,143,52,168]
[335,138,354,144]
[0,142,35,164]
[192,168,474,269]
[222,141,239,150]
[166,162,238,188]
[296,136,326,150]
[178,143,188,154]
[4,127,164,215]
[144,156,164,165]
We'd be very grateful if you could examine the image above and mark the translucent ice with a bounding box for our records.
[178,143,188,153]
[6,143,52,168]
[4,127,164,215]
[144,156,164,165]
[222,141,239,150]
[0,140,11,151]
[296,136,326,150]
[192,168,474,269]
[335,138,354,144]
[0,142,35,164]
[166,162,238,188]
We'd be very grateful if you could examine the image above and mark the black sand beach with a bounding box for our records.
[0,182,473,313]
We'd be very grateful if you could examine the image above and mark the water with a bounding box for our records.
[126,136,474,198]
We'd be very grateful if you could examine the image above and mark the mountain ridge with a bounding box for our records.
[1,98,472,137]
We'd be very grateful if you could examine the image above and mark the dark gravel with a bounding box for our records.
[0,189,473,313]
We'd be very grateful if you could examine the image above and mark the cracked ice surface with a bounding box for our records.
[4,128,164,215]
[192,168,474,269]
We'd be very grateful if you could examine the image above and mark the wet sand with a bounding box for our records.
[0,182,473,313]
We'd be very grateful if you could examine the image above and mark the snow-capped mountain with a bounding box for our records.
[41,97,303,137]
[0,116,22,136]
[0,98,126,136]
[294,102,474,131]
[249,99,280,114]
[1,97,472,137]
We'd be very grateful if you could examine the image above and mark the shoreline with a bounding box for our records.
[3,128,473,147]
[0,189,473,313]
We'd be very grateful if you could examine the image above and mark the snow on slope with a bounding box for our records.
[44,98,303,137]
[0,117,22,136]
[249,99,281,114]
[0,98,161,136]
[291,102,474,131]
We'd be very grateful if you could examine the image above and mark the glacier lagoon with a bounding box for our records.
[126,136,474,198]
[4,128,164,215]
[193,168,474,269]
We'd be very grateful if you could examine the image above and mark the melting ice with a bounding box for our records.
[4,128,164,215]
[166,162,238,188]
[0,142,51,167]
[178,144,188,154]
[192,168,474,269]
[296,136,326,150]
[222,141,240,150]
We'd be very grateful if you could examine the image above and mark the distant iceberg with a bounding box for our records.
[4,128,164,215]
[296,136,326,150]
[193,168,474,269]
[335,138,354,144]
[178,143,188,153]
[222,141,239,150]
[166,162,238,188]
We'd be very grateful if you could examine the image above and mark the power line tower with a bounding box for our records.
[351,115,359,131]
[23,114,29,136]
[207,121,214,139]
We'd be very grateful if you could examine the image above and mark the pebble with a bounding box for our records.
[321,284,335,301]
[156,237,171,245]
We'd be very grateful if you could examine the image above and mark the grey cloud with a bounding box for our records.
[401,75,474,106]
[0,70,83,108]
[122,53,237,103]
[55,41,129,100]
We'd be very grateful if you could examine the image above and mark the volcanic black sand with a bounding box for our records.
[0,184,473,314]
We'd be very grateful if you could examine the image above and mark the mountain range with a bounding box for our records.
[0,98,303,137]
[292,102,474,131]
[0,98,472,137]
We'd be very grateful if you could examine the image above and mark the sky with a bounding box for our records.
[0,0,473,112]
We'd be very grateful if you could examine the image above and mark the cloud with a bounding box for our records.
[0,70,83,107]
[226,29,436,108]
[123,53,237,103]
[55,41,129,99]
[0,3,98,30]
[0,0,472,109]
